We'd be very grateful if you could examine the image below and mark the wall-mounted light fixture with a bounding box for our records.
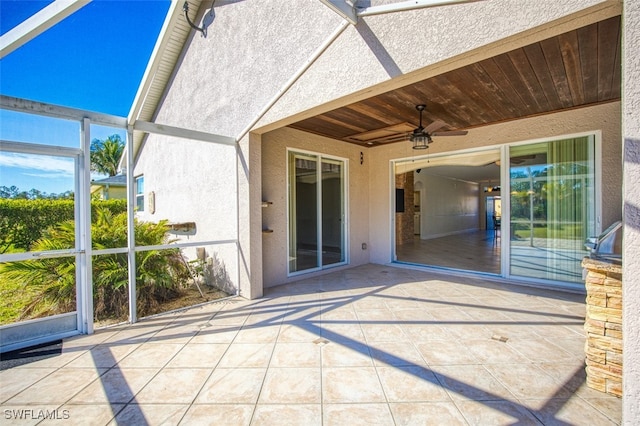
[183,1,206,35]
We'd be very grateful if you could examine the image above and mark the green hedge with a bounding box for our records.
[0,199,127,253]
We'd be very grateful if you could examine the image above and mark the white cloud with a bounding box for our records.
[0,152,74,178]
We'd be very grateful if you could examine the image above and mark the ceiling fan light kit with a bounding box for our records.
[411,104,432,150]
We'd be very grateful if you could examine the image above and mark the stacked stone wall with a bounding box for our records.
[582,258,623,397]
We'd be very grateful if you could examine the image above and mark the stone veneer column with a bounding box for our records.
[582,258,623,397]
[395,172,415,245]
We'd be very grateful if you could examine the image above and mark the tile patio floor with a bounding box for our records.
[0,264,622,425]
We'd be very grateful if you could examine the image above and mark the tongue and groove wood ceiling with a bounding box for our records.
[288,15,621,148]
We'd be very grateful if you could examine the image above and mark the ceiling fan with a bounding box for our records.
[410,104,468,149]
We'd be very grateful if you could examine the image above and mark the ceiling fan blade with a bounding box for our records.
[431,130,468,136]
[424,120,447,133]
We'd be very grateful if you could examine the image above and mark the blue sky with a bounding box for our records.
[0,0,170,195]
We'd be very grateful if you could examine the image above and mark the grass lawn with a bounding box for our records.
[0,278,41,325]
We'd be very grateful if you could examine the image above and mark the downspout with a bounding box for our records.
[236,20,350,141]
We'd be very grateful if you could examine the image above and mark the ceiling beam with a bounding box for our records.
[0,0,91,59]
[318,0,357,25]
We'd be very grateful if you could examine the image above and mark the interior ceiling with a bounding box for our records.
[288,15,621,153]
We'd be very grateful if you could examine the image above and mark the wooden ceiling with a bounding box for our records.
[289,15,621,148]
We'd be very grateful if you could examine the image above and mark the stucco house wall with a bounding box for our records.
[133,134,239,293]
[261,127,370,287]
[622,0,640,419]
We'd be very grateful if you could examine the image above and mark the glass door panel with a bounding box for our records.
[289,153,319,273]
[288,151,347,275]
[322,158,345,266]
[509,136,595,283]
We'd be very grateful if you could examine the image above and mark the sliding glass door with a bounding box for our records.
[509,136,596,283]
[288,151,346,274]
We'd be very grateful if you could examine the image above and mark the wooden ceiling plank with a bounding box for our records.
[558,30,585,105]
[412,75,474,128]
[475,58,529,115]
[507,48,551,111]
[523,43,564,110]
[539,37,574,109]
[324,107,389,132]
[347,101,402,125]
[467,62,519,120]
[293,114,364,138]
[597,16,621,101]
[611,20,622,100]
[375,90,424,122]
[440,67,504,124]
[488,55,540,116]
[577,23,600,104]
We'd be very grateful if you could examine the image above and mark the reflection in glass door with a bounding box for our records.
[509,136,596,283]
[288,151,346,274]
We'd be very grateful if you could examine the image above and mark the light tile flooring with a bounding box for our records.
[396,231,501,274]
[0,264,622,425]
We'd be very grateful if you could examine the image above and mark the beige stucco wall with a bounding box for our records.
[133,134,239,293]
[261,127,370,287]
[622,0,640,421]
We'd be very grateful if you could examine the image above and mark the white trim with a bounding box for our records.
[126,127,137,323]
[127,0,182,124]
[318,0,357,25]
[0,140,81,157]
[500,144,510,277]
[1,95,126,128]
[133,120,236,146]
[0,0,90,59]
[78,118,93,334]
[389,159,397,263]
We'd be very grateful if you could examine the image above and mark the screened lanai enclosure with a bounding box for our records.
[0,97,240,352]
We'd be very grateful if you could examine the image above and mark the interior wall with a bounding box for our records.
[414,172,480,239]
[261,127,369,288]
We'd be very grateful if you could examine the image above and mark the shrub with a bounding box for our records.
[0,198,126,253]
[0,207,190,322]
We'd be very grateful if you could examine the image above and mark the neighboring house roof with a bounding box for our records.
[92,175,127,187]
